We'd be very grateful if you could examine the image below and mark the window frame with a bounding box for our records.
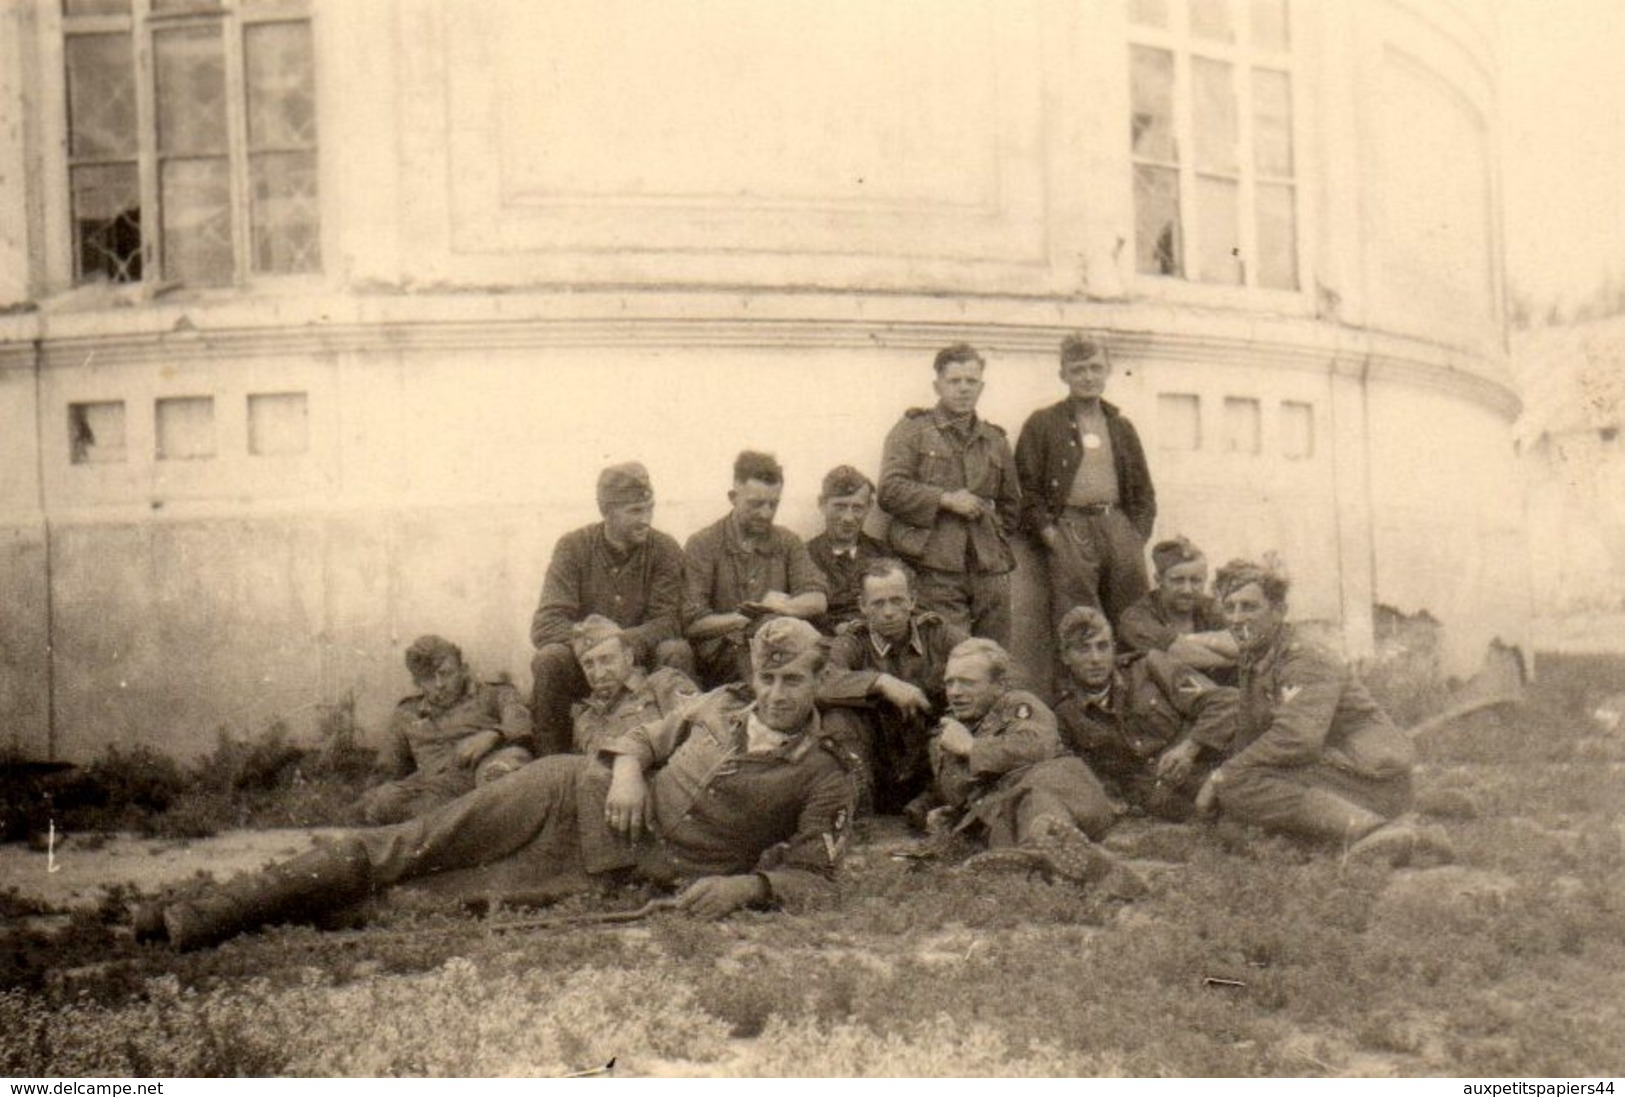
[1126,0,1310,303]
[43,0,321,294]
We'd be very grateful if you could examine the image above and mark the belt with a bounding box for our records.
[1062,503,1118,517]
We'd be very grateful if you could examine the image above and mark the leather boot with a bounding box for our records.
[1283,787,1389,847]
[163,838,373,952]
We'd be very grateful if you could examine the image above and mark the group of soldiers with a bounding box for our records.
[137,333,1451,951]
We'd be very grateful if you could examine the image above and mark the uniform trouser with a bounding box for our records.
[832,707,931,815]
[692,633,754,692]
[932,753,1116,846]
[357,768,474,827]
[914,568,1011,647]
[1215,762,1414,846]
[1046,508,1149,632]
[531,638,696,755]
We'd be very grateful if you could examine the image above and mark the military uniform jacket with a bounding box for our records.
[1055,651,1236,788]
[807,531,889,630]
[384,679,531,780]
[878,406,1020,575]
[820,612,969,712]
[599,685,858,911]
[1013,397,1156,539]
[529,522,686,663]
[1117,589,1229,654]
[1230,624,1414,780]
[682,515,828,628]
[935,688,1063,802]
[571,666,700,756]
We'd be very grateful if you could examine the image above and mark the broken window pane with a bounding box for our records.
[1281,400,1314,459]
[1192,57,1237,174]
[1158,394,1202,451]
[1189,0,1234,42]
[1251,0,1290,49]
[1254,68,1293,176]
[66,34,136,160]
[248,392,309,455]
[72,164,142,283]
[156,396,216,460]
[155,25,227,156]
[1256,182,1298,289]
[246,21,317,148]
[161,158,233,286]
[1134,165,1182,276]
[1129,0,1170,28]
[68,401,127,465]
[1224,397,1261,454]
[1130,46,1177,162]
[1194,175,1241,284]
[251,152,321,273]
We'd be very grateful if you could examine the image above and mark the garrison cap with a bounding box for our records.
[1151,535,1205,576]
[1057,605,1113,649]
[570,614,625,658]
[1059,331,1107,364]
[750,616,825,670]
[596,462,654,508]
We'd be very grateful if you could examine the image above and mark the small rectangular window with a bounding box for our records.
[69,401,127,465]
[1224,397,1262,454]
[1281,400,1314,459]
[1158,393,1202,451]
[248,392,309,455]
[156,396,216,460]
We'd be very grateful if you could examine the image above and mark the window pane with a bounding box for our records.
[1189,0,1234,42]
[1192,58,1237,173]
[1130,46,1177,162]
[156,396,216,460]
[66,35,136,159]
[1223,397,1261,454]
[1158,393,1202,451]
[69,401,127,465]
[155,25,227,156]
[1134,165,1182,276]
[1256,182,1298,289]
[1251,0,1290,49]
[1129,0,1170,28]
[1254,68,1293,176]
[1194,175,1241,284]
[161,158,233,285]
[251,151,321,273]
[71,164,142,283]
[246,21,317,148]
[63,0,131,15]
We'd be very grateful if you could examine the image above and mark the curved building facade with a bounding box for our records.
[0,0,1526,759]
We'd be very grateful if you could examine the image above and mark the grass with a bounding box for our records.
[2,653,1623,1076]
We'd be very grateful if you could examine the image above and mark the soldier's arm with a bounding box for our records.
[491,682,534,744]
[1117,601,1175,653]
[877,418,945,527]
[754,753,858,912]
[683,531,747,638]
[1118,418,1157,539]
[967,699,1061,777]
[621,533,685,661]
[1146,652,1236,751]
[993,436,1023,539]
[380,709,416,780]
[1167,631,1240,669]
[529,534,585,649]
[1222,648,1344,772]
[1013,412,1052,538]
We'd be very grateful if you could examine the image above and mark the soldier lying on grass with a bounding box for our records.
[136,618,860,951]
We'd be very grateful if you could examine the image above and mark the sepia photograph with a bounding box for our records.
[0,0,1621,1080]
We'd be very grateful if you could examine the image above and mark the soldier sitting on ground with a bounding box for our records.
[566,614,700,757]
[806,465,888,634]
[137,618,860,951]
[1053,606,1236,822]
[357,635,534,825]
[1194,559,1453,865]
[1117,535,1237,682]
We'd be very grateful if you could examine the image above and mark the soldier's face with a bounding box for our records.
[820,487,872,545]
[1160,559,1208,615]
[1222,582,1284,653]
[415,654,467,709]
[730,478,782,538]
[944,653,1002,723]
[1059,351,1112,400]
[578,638,636,700]
[859,569,915,642]
[933,360,985,417]
[753,650,823,732]
[1062,634,1116,691]
[603,500,654,548]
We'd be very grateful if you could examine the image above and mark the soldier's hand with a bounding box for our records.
[876,674,931,717]
[676,874,767,920]
[941,489,984,519]
[455,730,502,766]
[937,719,975,758]
[606,760,652,840]
[1155,739,1200,784]
[754,591,796,614]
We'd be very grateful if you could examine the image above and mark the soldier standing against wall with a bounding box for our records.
[878,344,1021,645]
[1015,333,1157,633]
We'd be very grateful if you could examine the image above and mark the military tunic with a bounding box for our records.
[570,666,700,757]
[1116,588,1229,655]
[806,531,889,633]
[931,688,1115,845]
[1054,650,1236,820]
